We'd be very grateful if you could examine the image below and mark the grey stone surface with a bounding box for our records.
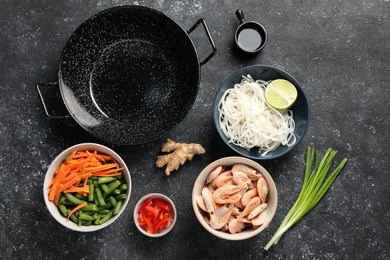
[0,0,389,259]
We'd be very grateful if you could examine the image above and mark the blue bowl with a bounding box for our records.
[212,65,310,160]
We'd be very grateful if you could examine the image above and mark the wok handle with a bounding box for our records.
[36,82,69,119]
[187,19,217,66]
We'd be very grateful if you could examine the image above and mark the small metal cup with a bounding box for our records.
[234,9,267,54]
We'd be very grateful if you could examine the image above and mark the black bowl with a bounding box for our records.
[212,65,310,160]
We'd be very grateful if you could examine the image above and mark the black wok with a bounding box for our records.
[37,6,216,145]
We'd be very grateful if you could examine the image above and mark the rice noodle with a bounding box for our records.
[218,75,296,155]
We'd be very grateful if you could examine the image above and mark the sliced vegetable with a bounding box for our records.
[137,198,173,234]
[47,150,128,226]
[264,146,348,250]
[67,202,87,220]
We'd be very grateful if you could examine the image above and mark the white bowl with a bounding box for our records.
[192,156,278,240]
[134,193,177,237]
[43,143,132,232]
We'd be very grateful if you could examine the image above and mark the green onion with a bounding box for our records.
[264,146,348,251]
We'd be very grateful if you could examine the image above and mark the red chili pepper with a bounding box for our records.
[144,216,154,234]
[138,198,153,213]
[154,199,171,211]
[137,197,173,234]
[154,217,172,232]
[145,205,159,219]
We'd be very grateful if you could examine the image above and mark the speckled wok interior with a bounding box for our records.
[59,6,200,145]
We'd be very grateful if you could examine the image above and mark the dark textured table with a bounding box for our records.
[1,0,389,259]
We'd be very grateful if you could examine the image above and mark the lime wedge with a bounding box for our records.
[265,79,298,110]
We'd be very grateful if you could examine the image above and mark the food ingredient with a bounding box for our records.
[137,197,173,234]
[196,163,269,234]
[155,139,206,176]
[48,150,128,226]
[218,75,296,155]
[264,146,348,250]
[265,79,298,110]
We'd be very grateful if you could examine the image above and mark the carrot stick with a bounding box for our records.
[92,172,122,177]
[78,172,92,179]
[61,176,81,191]
[54,184,63,206]
[67,201,87,220]
[93,153,112,162]
[49,182,58,201]
[66,150,78,161]
[62,172,78,183]
[93,168,123,174]
[84,164,118,172]
[63,186,89,194]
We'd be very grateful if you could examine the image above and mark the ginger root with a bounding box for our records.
[155,139,205,176]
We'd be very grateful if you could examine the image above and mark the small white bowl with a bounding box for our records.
[134,193,177,237]
[43,143,132,232]
[192,156,278,240]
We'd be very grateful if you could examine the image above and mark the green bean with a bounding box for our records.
[69,214,78,223]
[112,189,121,195]
[109,196,117,207]
[58,204,68,216]
[95,187,106,206]
[81,211,94,216]
[82,204,98,211]
[114,200,123,216]
[98,209,110,215]
[89,176,98,180]
[64,193,85,205]
[93,195,98,206]
[78,211,83,226]
[119,184,128,192]
[88,183,95,202]
[115,194,127,201]
[100,184,109,194]
[79,213,93,221]
[75,193,85,200]
[97,177,117,184]
[92,213,100,220]
[98,210,114,225]
[106,180,121,195]
[94,215,101,225]
[59,195,66,204]
[83,220,92,226]
[93,180,99,186]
